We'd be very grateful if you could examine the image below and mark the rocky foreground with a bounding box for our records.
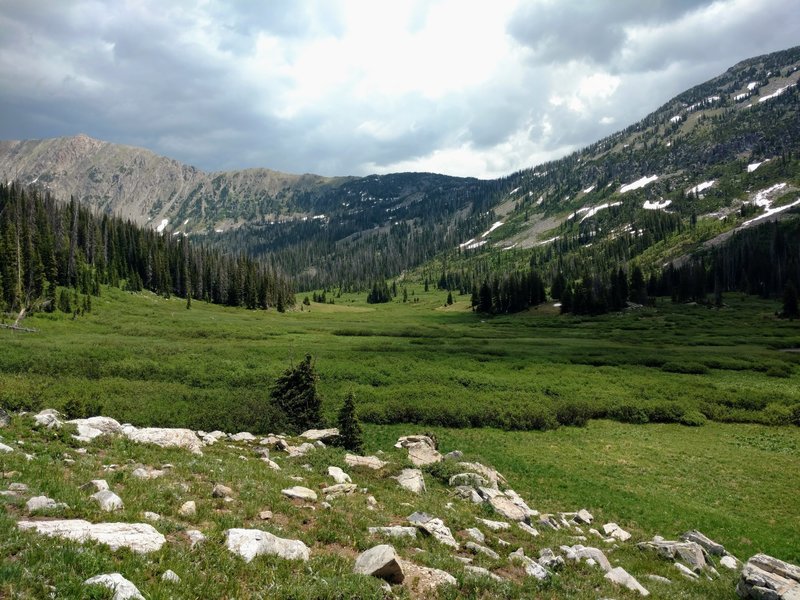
[0,407,798,599]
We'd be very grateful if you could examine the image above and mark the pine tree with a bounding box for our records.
[269,354,323,433]
[782,281,799,319]
[337,392,364,454]
[446,291,453,305]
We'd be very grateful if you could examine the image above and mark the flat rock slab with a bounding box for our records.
[606,566,650,596]
[490,496,528,521]
[282,486,317,501]
[407,513,459,548]
[681,530,725,556]
[345,454,387,470]
[122,426,203,455]
[68,416,122,443]
[18,519,166,553]
[396,469,426,494]
[407,442,442,467]
[84,573,144,600]
[225,528,310,562]
[398,559,457,594]
[737,554,800,600]
[354,544,404,584]
[368,526,417,539]
[476,517,511,531]
[300,428,340,442]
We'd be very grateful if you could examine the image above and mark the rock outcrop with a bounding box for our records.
[225,528,310,562]
[18,519,166,553]
[737,554,800,600]
[354,544,405,583]
[84,573,144,600]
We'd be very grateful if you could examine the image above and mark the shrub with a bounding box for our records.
[661,362,709,375]
[790,404,800,426]
[762,403,793,426]
[555,402,590,427]
[611,404,650,424]
[679,410,707,426]
[647,402,685,423]
[766,364,792,378]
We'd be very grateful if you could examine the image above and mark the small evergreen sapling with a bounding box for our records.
[337,392,363,454]
[269,354,322,433]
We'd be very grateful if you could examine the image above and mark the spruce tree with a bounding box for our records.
[269,354,322,433]
[782,281,799,319]
[337,392,364,454]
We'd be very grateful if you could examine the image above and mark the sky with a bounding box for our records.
[0,1,797,179]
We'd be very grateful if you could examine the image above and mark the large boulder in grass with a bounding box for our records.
[605,567,650,596]
[69,416,122,443]
[638,537,708,572]
[225,528,310,562]
[33,408,63,429]
[354,544,405,584]
[18,519,165,553]
[84,573,144,600]
[737,554,800,600]
[345,454,387,470]
[300,428,340,442]
[395,469,426,494]
[121,425,203,455]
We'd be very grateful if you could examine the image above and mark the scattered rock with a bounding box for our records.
[509,548,549,580]
[259,510,273,521]
[564,545,612,572]
[84,573,144,600]
[457,462,505,488]
[681,530,725,556]
[538,547,565,570]
[464,565,503,582]
[26,495,68,512]
[737,554,800,600]
[603,522,632,542]
[721,555,739,570]
[186,529,205,548]
[465,528,485,543]
[121,425,203,455]
[503,488,538,517]
[282,486,317,501]
[638,537,707,572]
[178,500,197,517]
[444,450,463,460]
[407,512,459,548]
[327,466,351,484]
[466,541,499,560]
[646,574,672,584]
[489,496,528,522]
[345,454,387,470]
[454,485,483,504]
[407,442,443,467]
[369,526,417,539]
[18,520,165,553]
[449,472,489,488]
[605,566,650,596]
[225,528,310,562]
[0,442,14,453]
[33,409,62,429]
[162,569,181,583]
[675,562,700,580]
[131,466,164,480]
[322,483,357,499]
[69,416,122,443]
[300,428,340,442]
[396,469,426,494]
[142,511,160,522]
[286,442,315,458]
[398,559,457,593]
[230,431,256,442]
[92,490,124,512]
[0,407,9,427]
[574,509,594,524]
[476,518,510,531]
[212,483,234,498]
[354,544,405,583]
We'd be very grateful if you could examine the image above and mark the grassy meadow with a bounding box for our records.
[1,285,800,583]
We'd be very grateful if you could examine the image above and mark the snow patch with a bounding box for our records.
[620,175,658,194]
[759,83,795,103]
[742,183,797,226]
[747,81,758,91]
[669,115,682,123]
[464,240,487,250]
[214,228,223,233]
[580,202,622,222]
[535,236,559,246]
[734,93,749,102]
[747,160,767,173]
[183,219,189,225]
[583,185,595,194]
[156,219,169,233]
[480,221,503,238]
[508,187,520,196]
[688,180,715,195]
[643,199,672,210]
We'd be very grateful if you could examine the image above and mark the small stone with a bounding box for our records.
[603,522,632,541]
[84,573,144,600]
[230,431,256,442]
[282,486,317,501]
[142,511,161,522]
[518,522,540,537]
[646,574,672,584]
[131,467,164,480]
[476,518,510,531]
[675,562,699,580]
[327,466,351,484]
[92,490,123,512]
[396,468,426,494]
[186,529,205,548]
[225,528,310,561]
[538,548,565,570]
[26,495,68,512]
[605,566,650,596]
[367,496,378,509]
[681,530,725,556]
[345,454,387,470]
[720,555,738,570]
[212,483,234,498]
[300,428,340,442]
[465,528,485,543]
[161,569,181,583]
[369,526,417,539]
[575,509,594,524]
[178,500,197,517]
[259,510,273,520]
[489,496,528,521]
[466,541,499,560]
[354,544,405,583]
[444,450,463,460]
[0,442,13,453]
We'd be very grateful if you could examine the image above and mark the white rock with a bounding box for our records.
[354,544,405,583]
[407,513,459,548]
[457,462,505,488]
[69,416,122,442]
[476,518,510,531]
[398,559,457,592]
[322,483,357,499]
[368,526,417,539]
[161,569,181,583]
[33,409,62,429]
[225,528,310,562]
[721,555,739,570]
[92,490,124,512]
[300,428,340,442]
[407,442,442,467]
[605,566,650,596]
[261,457,281,470]
[603,522,632,541]
[518,522,540,537]
[465,565,503,582]
[26,495,68,512]
[575,509,594,524]
[490,496,528,521]
[0,442,14,453]
[87,479,109,492]
[178,500,196,517]
[465,528,485,543]
[646,574,672,584]
[84,573,144,600]
[466,541,499,560]
[186,529,205,548]
[327,466,351,484]
[395,435,436,449]
[396,469,426,494]
[142,511,160,522]
[509,548,549,580]
[345,454,387,470]
[131,467,164,480]
[122,426,203,454]
[230,431,256,442]
[285,442,315,458]
[18,519,165,553]
[565,544,612,572]
[675,562,700,580]
[212,483,234,498]
[282,486,317,501]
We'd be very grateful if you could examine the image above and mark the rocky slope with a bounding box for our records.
[1,408,796,598]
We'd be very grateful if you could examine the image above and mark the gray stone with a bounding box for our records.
[300,428,340,442]
[444,450,463,460]
[465,528,485,543]
[18,519,165,553]
[33,408,62,429]
[638,537,708,572]
[121,425,203,454]
[92,490,124,512]
[646,574,672,584]
[368,526,417,539]
[69,416,123,443]
[131,467,164,480]
[681,530,725,556]
[261,457,281,470]
[675,562,700,580]
[476,517,510,531]
[83,479,109,492]
[396,469,426,494]
[186,529,205,548]
[464,565,503,582]
[454,485,483,503]
[327,466,351,484]
[407,513,459,548]
[161,569,181,583]
[282,486,317,501]
[605,566,650,596]
[490,496,528,522]
[322,483,357,498]
[575,509,594,524]
[84,573,144,600]
[603,522,632,542]
[285,442,315,458]
[449,472,488,488]
[395,434,436,450]
[466,541,499,560]
[736,554,800,600]
[142,511,160,522]
[457,461,505,488]
[225,528,310,562]
[345,454,387,470]
[721,555,739,570]
[0,442,13,453]
[398,559,457,592]
[354,544,404,583]
[518,522,540,537]
[509,548,549,580]
[26,495,68,512]
[230,431,256,442]
[565,544,612,572]
[0,407,9,427]
[212,483,234,498]
[538,547,565,570]
[178,500,196,517]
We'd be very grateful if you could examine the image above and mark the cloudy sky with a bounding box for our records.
[0,1,797,178]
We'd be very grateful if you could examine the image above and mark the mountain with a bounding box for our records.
[1,46,799,291]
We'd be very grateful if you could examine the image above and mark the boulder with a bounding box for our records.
[26,495,68,512]
[509,548,549,580]
[286,442,315,458]
[121,426,203,455]
[396,469,426,494]
[327,466,352,484]
[681,530,725,556]
[564,544,612,572]
[354,544,405,583]
[538,547,565,570]
[638,537,707,572]
[230,432,256,442]
[345,454,387,470]
[457,461,505,488]
[407,512,459,548]
[131,467,164,480]
[466,541,499,560]
[603,522,632,542]
[68,416,122,443]
[33,408,62,429]
[18,519,165,553]
[322,483,357,499]
[178,500,197,517]
[0,442,13,453]
[737,554,800,600]
[721,555,739,570]
[395,434,436,449]
[605,566,650,596]
[186,529,206,548]
[225,528,310,562]
[300,428,340,442]
[489,496,528,522]
[476,518,510,531]
[503,488,538,517]
[84,573,144,600]
[368,526,417,539]
[398,559,457,593]
[454,486,483,503]
[161,569,181,583]
[282,486,318,501]
[406,442,443,467]
[449,472,489,488]
[92,490,124,512]
[212,484,234,498]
